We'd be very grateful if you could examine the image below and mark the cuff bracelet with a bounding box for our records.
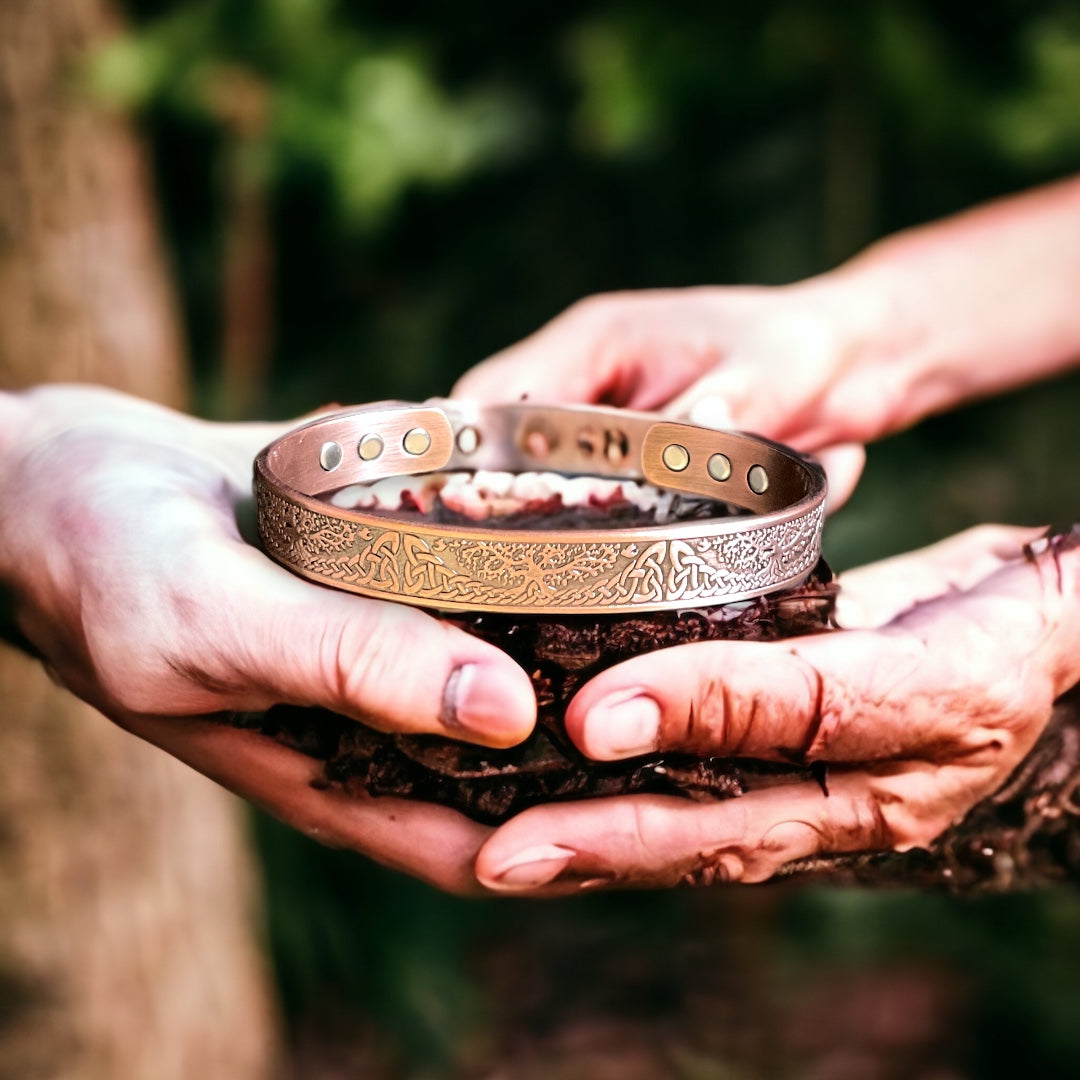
[254,400,827,614]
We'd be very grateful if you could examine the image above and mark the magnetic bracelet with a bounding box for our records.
[254,400,827,614]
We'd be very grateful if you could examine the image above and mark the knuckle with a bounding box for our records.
[963,523,1007,546]
[791,653,835,760]
[618,798,667,864]
[785,651,846,763]
[967,673,1047,757]
[320,617,396,715]
[865,776,946,852]
[854,788,898,849]
[683,674,735,753]
[564,292,619,326]
[317,608,440,723]
[561,293,640,349]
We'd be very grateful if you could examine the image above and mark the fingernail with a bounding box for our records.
[585,689,661,759]
[487,844,577,890]
[444,663,529,743]
[689,396,735,430]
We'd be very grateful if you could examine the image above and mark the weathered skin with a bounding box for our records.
[448,179,1080,895]
[241,474,1080,894]
[240,563,837,824]
[472,525,1080,894]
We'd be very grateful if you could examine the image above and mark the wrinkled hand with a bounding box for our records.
[454,283,888,507]
[473,525,1080,894]
[0,385,537,894]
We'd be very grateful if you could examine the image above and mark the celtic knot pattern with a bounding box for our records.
[256,476,824,614]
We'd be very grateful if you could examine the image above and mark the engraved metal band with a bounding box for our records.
[254,400,827,614]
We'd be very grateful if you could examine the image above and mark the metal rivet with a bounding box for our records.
[661,443,690,472]
[358,433,384,461]
[524,428,552,458]
[319,441,343,471]
[456,426,480,454]
[748,464,769,494]
[605,428,630,465]
[707,453,732,482]
[577,428,600,457]
[403,427,432,456]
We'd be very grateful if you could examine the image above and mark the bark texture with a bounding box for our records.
[0,4,276,1077]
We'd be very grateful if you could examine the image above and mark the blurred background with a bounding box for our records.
[6,0,1080,1076]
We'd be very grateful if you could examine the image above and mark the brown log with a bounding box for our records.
[0,4,277,1077]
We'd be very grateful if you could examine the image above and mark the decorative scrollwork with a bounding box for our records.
[256,477,824,614]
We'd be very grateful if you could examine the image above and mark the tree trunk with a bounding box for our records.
[0,3,277,1078]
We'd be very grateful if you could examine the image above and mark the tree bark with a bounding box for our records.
[0,3,277,1078]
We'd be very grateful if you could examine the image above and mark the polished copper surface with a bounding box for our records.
[255,401,827,614]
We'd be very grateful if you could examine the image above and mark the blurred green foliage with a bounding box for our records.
[91,0,534,226]
[106,0,1080,1074]
[106,0,1080,415]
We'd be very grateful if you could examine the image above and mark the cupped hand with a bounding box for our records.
[453,282,890,507]
[473,525,1080,894]
[0,385,537,893]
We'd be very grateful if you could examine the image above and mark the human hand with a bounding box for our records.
[453,282,890,507]
[470,525,1080,893]
[0,385,536,893]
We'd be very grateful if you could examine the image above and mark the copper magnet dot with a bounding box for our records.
[605,428,630,465]
[577,428,600,457]
[707,453,732,482]
[662,443,690,472]
[358,433,384,461]
[521,421,559,459]
[456,426,480,454]
[403,428,432,456]
[748,464,769,494]
[319,441,343,471]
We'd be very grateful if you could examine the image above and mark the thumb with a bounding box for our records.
[195,543,538,748]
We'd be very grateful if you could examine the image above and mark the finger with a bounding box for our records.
[669,392,864,513]
[815,443,865,512]
[452,292,722,408]
[474,765,971,894]
[836,524,1049,629]
[452,334,608,405]
[667,373,756,431]
[666,303,850,446]
[127,714,491,895]
[164,541,537,748]
[563,628,1011,766]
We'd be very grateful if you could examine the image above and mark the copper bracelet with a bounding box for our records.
[254,400,827,614]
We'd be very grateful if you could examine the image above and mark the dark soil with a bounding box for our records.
[239,491,1080,890]
[235,562,837,824]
